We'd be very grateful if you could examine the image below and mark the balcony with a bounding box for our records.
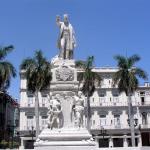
[140,124,150,129]
[22,126,46,131]
[92,101,128,107]
[91,124,125,130]
[21,103,47,108]
[140,101,150,106]
[133,101,150,106]
[91,97,150,107]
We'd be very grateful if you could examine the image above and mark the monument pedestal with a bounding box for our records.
[34,54,97,149]
[34,128,96,150]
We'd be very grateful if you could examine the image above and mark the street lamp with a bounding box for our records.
[16,131,20,145]
[100,127,107,139]
[96,127,107,147]
[29,126,35,141]
[7,124,15,149]
[29,126,35,149]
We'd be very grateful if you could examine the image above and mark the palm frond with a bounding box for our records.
[21,50,52,93]
[0,61,16,90]
[114,55,127,68]
[0,45,14,60]
[86,56,94,69]
[20,58,36,70]
[78,56,101,97]
[133,67,148,80]
[128,54,140,68]
[113,54,147,95]
[75,60,86,68]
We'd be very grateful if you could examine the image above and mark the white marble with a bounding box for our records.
[34,128,96,149]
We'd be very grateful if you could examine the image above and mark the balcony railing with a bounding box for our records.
[141,124,150,129]
[91,101,128,107]
[21,103,47,107]
[90,99,150,107]
[22,126,46,131]
[91,124,125,130]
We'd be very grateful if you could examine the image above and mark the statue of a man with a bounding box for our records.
[47,95,62,129]
[72,91,84,128]
[56,14,76,60]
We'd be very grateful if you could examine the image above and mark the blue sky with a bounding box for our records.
[0,0,150,100]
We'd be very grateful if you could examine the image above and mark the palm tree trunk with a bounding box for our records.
[128,91,136,147]
[86,94,91,131]
[35,90,40,139]
[4,102,8,140]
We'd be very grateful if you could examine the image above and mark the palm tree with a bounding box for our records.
[0,45,16,91]
[113,54,148,147]
[76,56,101,131]
[0,45,16,141]
[20,50,52,138]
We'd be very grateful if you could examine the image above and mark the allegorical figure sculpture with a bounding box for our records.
[56,14,76,60]
[47,95,62,129]
[72,91,84,128]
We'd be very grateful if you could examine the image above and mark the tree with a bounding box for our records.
[20,50,52,138]
[113,54,148,147]
[0,45,16,141]
[0,45,16,91]
[76,56,101,130]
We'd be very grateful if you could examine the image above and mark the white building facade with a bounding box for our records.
[19,67,150,149]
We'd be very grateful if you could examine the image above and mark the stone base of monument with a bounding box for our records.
[34,128,97,150]
[51,57,75,67]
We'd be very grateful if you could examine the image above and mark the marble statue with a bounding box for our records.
[47,95,62,129]
[56,14,76,60]
[72,91,84,128]
[34,15,96,149]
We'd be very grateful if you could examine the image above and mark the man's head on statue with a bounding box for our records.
[78,91,82,97]
[64,14,69,24]
[55,94,60,100]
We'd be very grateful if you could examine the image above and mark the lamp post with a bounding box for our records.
[29,126,34,141]
[101,127,107,147]
[16,131,20,147]
[96,127,107,147]
[7,124,15,149]
[100,127,107,139]
[29,126,35,149]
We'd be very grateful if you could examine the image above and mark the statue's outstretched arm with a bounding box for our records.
[56,15,62,27]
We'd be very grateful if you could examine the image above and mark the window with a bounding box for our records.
[142,112,147,125]
[100,92,105,97]
[140,91,145,97]
[114,115,120,126]
[92,98,94,103]
[140,91,145,105]
[41,116,48,129]
[42,94,47,107]
[99,91,106,105]
[100,115,106,126]
[28,94,34,106]
[141,97,145,105]
[112,91,119,104]
[92,120,95,125]
[27,116,34,130]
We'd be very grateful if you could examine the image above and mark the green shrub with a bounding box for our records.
[0,140,9,148]
[0,140,19,149]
